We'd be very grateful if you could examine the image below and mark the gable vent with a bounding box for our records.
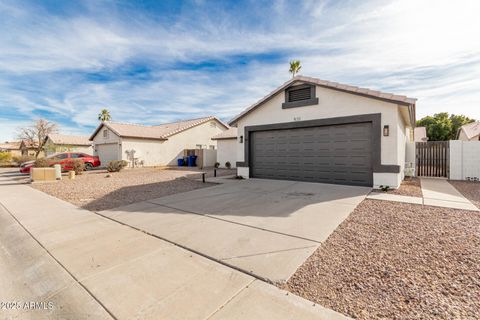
[288,87,311,102]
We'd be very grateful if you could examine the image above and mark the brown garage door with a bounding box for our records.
[250,122,373,186]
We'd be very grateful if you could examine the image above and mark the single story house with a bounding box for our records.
[89,116,228,166]
[43,134,93,156]
[414,127,428,142]
[0,141,22,157]
[20,140,44,158]
[228,75,417,188]
[457,122,480,141]
[211,127,237,168]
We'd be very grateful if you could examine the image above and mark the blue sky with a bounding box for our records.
[0,0,479,141]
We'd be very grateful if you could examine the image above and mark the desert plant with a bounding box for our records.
[0,151,12,163]
[69,159,85,175]
[214,162,220,168]
[106,160,129,172]
[225,161,231,169]
[33,158,51,168]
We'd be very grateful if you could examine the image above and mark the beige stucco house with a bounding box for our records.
[457,122,480,141]
[228,75,417,189]
[44,134,93,156]
[414,127,428,142]
[212,127,237,168]
[20,140,44,158]
[89,116,228,166]
[0,141,22,158]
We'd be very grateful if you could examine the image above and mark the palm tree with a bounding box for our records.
[98,109,111,122]
[289,60,302,78]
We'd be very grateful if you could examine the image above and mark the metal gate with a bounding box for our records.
[415,141,449,177]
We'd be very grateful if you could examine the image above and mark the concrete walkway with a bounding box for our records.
[367,178,478,211]
[0,170,349,320]
[421,178,478,211]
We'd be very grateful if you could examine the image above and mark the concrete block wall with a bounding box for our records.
[450,140,480,181]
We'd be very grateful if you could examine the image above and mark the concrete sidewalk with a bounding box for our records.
[0,178,348,319]
[367,178,478,211]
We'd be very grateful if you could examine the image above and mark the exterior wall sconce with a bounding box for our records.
[383,125,390,136]
[239,135,243,143]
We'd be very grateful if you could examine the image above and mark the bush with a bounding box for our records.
[225,161,231,169]
[214,162,220,168]
[0,152,12,163]
[34,158,51,168]
[69,159,85,175]
[107,160,129,172]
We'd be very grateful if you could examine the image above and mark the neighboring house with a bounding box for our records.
[228,75,416,189]
[457,121,480,141]
[89,116,228,166]
[0,141,22,157]
[19,140,44,158]
[43,134,93,156]
[414,126,428,142]
[212,127,238,168]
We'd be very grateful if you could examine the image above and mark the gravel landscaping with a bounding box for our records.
[374,177,423,197]
[449,180,480,209]
[32,168,216,211]
[285,199,480,320]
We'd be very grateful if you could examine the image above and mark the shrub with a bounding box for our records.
[0,152,12,163]
[214,162,220,168]
[107,160,129,172]
[69,159,85,175]
[34,158,51,168]
[225,161,231,169]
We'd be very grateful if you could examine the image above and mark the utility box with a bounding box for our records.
[31,168,57,182]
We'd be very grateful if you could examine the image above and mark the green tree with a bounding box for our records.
[289,60,302,78]
[416,112,475,141]
[98,109,111,122]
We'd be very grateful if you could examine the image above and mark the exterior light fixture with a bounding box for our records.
[383,125,390,136]
[239,135,244,143]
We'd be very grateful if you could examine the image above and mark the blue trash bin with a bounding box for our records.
[187,155,197,167]
[177,158,184,167]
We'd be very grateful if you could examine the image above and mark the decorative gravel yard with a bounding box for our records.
[31,168,222,211]
[374,177,423,197]
[285,199,480,320]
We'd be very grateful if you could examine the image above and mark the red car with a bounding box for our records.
[20,152,101,174]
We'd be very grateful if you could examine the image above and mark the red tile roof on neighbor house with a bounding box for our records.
[211,127,238,140]
[229,75,417,126]
[46,134,91,146]
[458,121,480,140]
[89,116,228,141]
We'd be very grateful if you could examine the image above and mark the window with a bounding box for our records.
[103,129,109,138]
[71,153,84,158]
[282,84,319,109]
[209,145,215,150]
[55,153,68,160]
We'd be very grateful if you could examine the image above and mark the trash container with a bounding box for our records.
[177,158,184,167]
[187,155,197,167]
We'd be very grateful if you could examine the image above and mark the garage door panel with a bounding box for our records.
[250,123,373,186]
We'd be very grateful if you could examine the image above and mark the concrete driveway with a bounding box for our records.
[101,178,370,283]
